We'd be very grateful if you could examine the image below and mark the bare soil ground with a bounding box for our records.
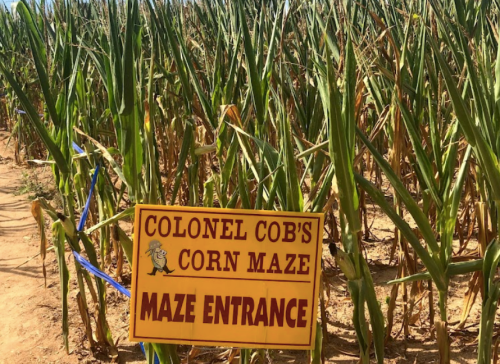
[0,131,144,364]
[0,129,486,363]
[0,131,78,364]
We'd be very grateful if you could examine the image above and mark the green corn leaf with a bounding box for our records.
[150,0,192,108]
[52,221,70,353]
[220,135,239,207]
[116,225,134,267]
[325,43,361,237]
[387,259,484,285]
[237,0,264,127]
[441,146,472,262]
[347,279,369,361]
[478,239,500,364]
[142,342,156,364]
[355,173,446,291]
[16,1,60,128]
[281,113,303,212]
[228,122,287,206]
[428,34,500,201]
[343,32,356,157]
[84,207,135,235]
[311,322,322,364]
[120,0,138,115]
[120,111,143,202]
[223,31,242,103]
[356,128,440,254]
[171,120,194,205]
[237,158,251,209]
[396,98,442,209]
[0,63,68,174]
[311,164,335,213]
[203,178,214,207]
[361,258,385,363]
[151,343,180,364]
[175,27,214,128]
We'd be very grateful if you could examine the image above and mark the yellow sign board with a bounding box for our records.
[129,205,324,349]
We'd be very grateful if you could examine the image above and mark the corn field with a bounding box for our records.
[3,0,500,362]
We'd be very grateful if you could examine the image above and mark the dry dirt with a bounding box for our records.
[0,131,78,364]
[0,129,489,363]
[0,131,144,364]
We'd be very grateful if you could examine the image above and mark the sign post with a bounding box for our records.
[129,205,324,349]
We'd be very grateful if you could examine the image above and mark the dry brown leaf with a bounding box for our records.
[31,199,47,287]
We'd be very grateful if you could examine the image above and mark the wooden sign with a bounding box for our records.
[129,205,324,349]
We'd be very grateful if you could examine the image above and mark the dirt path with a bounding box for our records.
[0,131,78,363]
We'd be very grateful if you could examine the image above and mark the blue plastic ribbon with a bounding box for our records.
[72,141,85,154]
[72,250,131,297]
[71,143,160,364]
[77,164,100,232]
[72,163,127,297]
[14,108,43,117]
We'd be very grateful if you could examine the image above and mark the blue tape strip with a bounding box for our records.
[73,163,131,298]
[72,250,131,297]
[72,251,159,364]
[72,145,160,363]
[15,108,44,117]
[77,164,100,232]
[72,141,85,154]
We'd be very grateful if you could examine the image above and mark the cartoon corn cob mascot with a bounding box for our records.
[146,240,175,276]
